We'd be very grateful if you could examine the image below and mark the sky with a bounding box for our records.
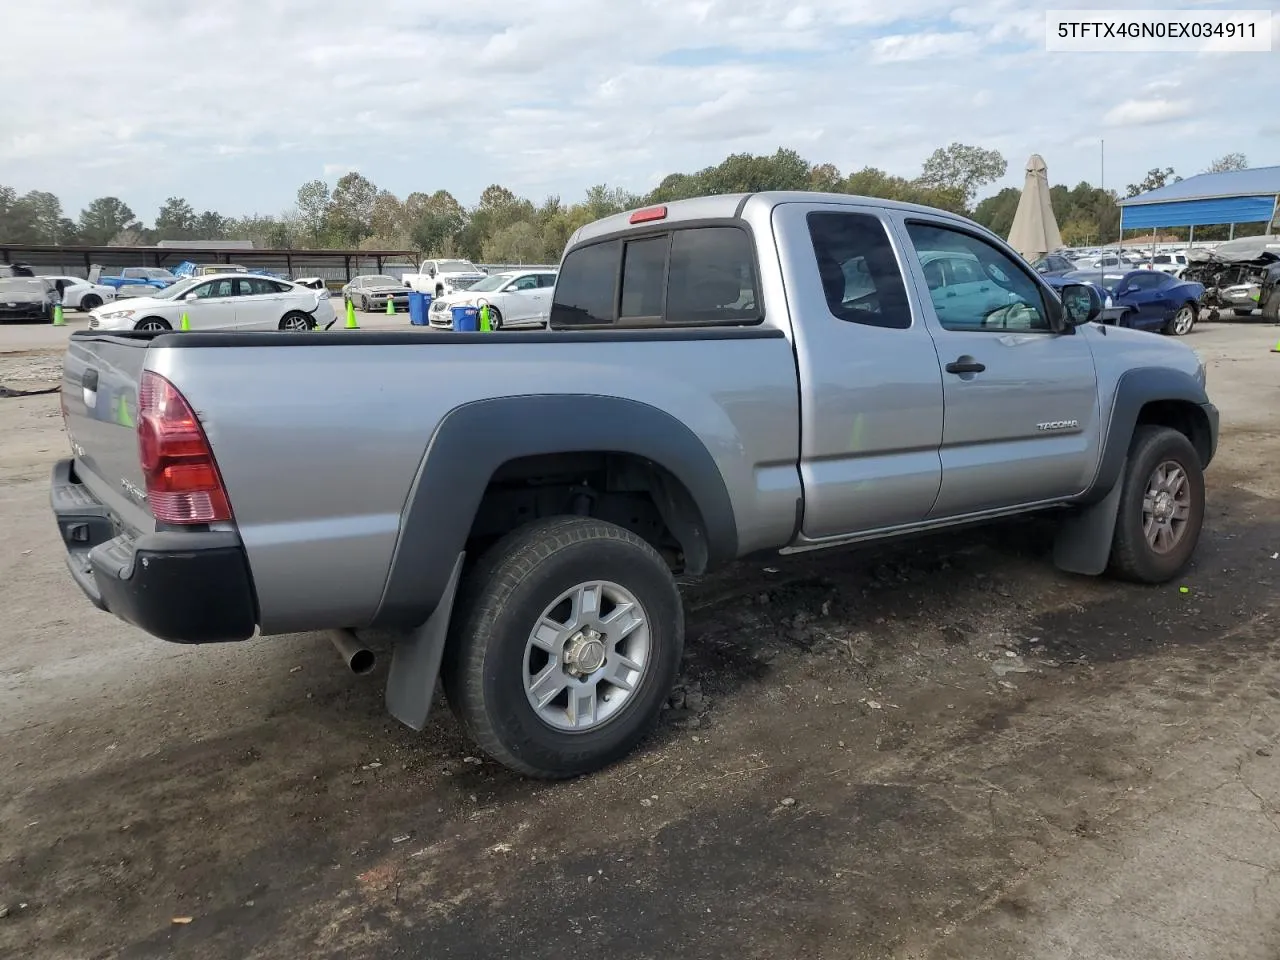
[1,0,1276,223]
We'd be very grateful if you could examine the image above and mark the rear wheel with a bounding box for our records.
[134,318,171,331]
[1164,303,1197,336]
[1107,426,1205,584]
[442,517,684,779]
[80,294,102,312]
[278,311,312,331]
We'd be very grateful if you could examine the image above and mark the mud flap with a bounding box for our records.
[385,552,464,730]
[1052,463,1125,576]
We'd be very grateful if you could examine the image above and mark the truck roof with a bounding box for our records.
[568,191,987,251]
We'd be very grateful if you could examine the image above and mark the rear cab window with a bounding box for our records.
[550,223,761,329]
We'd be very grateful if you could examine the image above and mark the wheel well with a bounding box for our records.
[466,452,711,574]
[135,316,171,329]
[1136,400,1212,466]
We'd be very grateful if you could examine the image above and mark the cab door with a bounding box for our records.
[772,201,945,541]
[891,214,1102,518]
[184,277,239,330]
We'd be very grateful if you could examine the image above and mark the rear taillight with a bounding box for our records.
[137,370,232,524]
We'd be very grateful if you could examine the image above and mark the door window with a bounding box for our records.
[1122,272,1165,291]
[536,273,557,288]
[806,211,912,329]
[237,277,279,296]
[905,222,1051,332]
[507,274,540,292]
[191,279,234,299]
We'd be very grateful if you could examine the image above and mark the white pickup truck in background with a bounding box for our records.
[399,258,488,298]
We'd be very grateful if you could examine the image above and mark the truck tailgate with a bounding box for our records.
[60,333,155,534]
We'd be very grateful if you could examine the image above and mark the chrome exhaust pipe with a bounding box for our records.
[329,629,376,675]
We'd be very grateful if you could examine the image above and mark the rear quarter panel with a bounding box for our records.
[146,334,801,634]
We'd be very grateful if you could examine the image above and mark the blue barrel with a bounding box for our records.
[450,305,479,332]
[408,291,430,326]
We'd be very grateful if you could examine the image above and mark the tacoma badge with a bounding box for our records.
[1036,420,1079,432]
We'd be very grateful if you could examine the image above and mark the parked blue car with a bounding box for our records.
[1045,269,1204,337]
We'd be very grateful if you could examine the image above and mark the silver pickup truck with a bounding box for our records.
[51,191,1218,778]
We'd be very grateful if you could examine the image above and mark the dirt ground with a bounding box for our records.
[2,320,1279,960]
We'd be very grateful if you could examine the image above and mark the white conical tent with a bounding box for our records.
[1007,154,1063,261]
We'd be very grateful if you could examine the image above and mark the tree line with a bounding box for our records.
[0,148,1256,259]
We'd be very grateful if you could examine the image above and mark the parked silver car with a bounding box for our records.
[342,274,411,312]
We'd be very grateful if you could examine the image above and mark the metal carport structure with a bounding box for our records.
[1117,165,1280,240]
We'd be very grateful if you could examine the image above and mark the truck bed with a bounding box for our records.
[58,328,803,636]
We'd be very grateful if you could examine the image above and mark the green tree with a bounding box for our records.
[329,171,378,245]
[482,221,545,263]
[808,163,843,192]
[406,190,466,255]
[1125,167,1180,198]
[295,179,331,246]
[194,210,229,239]
[154,197,197,239]
[844,167,966,213]
[77,197,137,245]
[971,187,1021,237]
[369,190,406,244]
[917,143,1008,208]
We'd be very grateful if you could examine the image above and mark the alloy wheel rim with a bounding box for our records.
[1142,459,1192,553]
[522,580,651,732]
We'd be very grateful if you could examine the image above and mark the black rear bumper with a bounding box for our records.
[50,458,259,643]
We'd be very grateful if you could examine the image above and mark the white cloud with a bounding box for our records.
[0,0,1273,220]
[1102,98,1195,127]
[870,31,983,62]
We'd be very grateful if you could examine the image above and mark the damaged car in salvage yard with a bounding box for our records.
[0,276,61,323]
[50,191,1219,779]
[1183,234,1280,320]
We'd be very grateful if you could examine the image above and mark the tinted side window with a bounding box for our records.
[549,239,620,326]
[904,222,1049,332]
[665,227,759,325]
[806,212,912,329]
[537,273,557,288]
[619,237,667,319]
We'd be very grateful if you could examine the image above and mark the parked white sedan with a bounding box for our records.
[427,269,557,329]
[87,273,335,332]
[40,274,117,311]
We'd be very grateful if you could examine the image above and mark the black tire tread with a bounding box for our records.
[1262,290,1280,323]
[442,516,682,779]
[1107,425,1204,583]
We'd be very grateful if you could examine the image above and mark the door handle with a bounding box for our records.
[944,291,956,298]
[945,358,985,374]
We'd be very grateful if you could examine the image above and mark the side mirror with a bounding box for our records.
[1059,283,1101,327]
[184,292,198,301]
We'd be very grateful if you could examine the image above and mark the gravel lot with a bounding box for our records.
[1,320,1278,960]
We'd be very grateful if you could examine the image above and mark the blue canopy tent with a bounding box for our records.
[1117,166,1280,242]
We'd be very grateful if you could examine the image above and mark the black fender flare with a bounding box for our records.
[371,394,738,630]
[1082,366,1213,505]
[1054,366,1215,576]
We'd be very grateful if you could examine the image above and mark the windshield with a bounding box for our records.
[436,260,477,273]
[468,273,514,293]
[148,277,202,300]
[0,278,45,293]
[366,275,399,285]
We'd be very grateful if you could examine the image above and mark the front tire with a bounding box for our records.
[442,517,684,779]
[1263,291,1280,323]
[360,295,369,312]
[134,318,172,331]
[1107,426,1205,584]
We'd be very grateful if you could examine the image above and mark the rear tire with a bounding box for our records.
[1164,303,1197,336]
[441,517,684,779]
[80,294,102,311]
[279,311,312,331]
[134,318,172,331]
[1106,426,1205,584]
